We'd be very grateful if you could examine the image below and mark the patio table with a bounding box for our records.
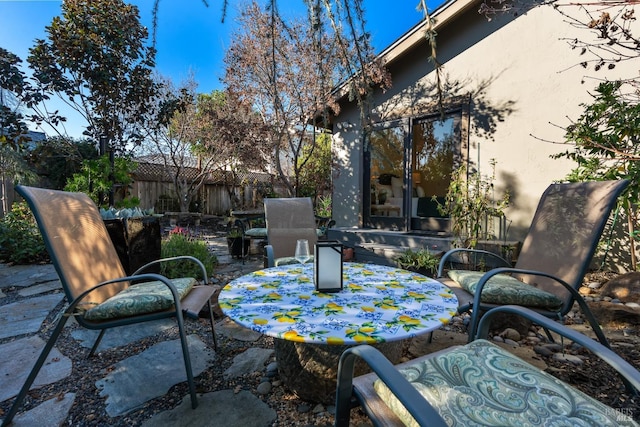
[219,262,458,402]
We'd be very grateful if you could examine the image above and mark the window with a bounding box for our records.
[365,109,463,231]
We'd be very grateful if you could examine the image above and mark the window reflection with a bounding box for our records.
[412,116,457,218]
[369,127,403,217]
[365,111,460,224]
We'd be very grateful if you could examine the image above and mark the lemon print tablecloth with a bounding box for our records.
[219,262,458,345]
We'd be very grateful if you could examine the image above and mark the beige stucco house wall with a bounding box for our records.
[330,0,638,243]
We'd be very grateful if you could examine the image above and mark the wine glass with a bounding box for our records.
[295,239,311,265]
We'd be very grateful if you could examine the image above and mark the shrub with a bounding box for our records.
[395,248,441,277]
[0,202,48,264]
[160,233,217,280]
[438,160,509,248]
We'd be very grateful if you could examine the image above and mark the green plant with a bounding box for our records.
[298,133,333,198]
[553,80,640,269]
[315,194,332,218]
[438,160,509,248]
[227,228,243,238]
[395,248,441,277]
[160,234,217,280]
[64,154,137,208]
[0,201,48,264]
[115,196,141,209]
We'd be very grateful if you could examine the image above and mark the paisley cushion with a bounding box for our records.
[448,270,563,310]
[84,277,197,321]
[374,339,638,427]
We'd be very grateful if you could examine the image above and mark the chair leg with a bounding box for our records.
[467,308,483,342]
[1,311,71,427]
[88,329,107,357]
[175,309,198,409]
[576,300,638,395]
[541,326,556,343]
[426,330,434,344]
[206,299,217,351]
[577,300,610,348]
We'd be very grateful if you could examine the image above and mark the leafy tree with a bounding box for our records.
[194,90,271,210]
[141,75,270,212]
[298,133,332,200]
[26,136,99,190]
[64,155,138,208]
[552,80,640,268]
[224,1,386,196]
[1,46,70,146]
[141,76,216,213]
[26,0,157,152]
[0,145,37,215]
[0,48,47,149]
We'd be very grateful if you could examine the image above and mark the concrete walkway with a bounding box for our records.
[0,236,278,427]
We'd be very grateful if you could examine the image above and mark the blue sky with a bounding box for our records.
[1,0,432,138]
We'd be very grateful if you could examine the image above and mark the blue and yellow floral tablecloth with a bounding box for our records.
[219,262,458,345]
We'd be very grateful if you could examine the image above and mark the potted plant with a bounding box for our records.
[101,206,161,275]
[226,227,250,258]
[395,248,443,278]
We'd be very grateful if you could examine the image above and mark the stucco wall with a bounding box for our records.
[332,1,638,242]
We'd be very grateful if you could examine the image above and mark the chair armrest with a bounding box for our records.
[133,255,209,284]
[315,216,335,237]
[476,305,640,391]
[265,245,275,268]
[437,247,511,277]
[73,273,183,311]
[315,215,334,228]
[468,267,610,347]
[335,345,448,427]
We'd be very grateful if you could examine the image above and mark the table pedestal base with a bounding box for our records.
[274,339,404,404]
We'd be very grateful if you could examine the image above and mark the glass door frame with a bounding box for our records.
[363,107,467,232]
[363,118,410,231]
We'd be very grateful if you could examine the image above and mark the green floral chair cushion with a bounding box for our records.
[374,339,638,427]
[84,277,197,321]
[274,256,315,267]
[245,228,268,238]
[448,270,563,310]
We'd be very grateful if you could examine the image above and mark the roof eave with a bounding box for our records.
[332,0,480,103]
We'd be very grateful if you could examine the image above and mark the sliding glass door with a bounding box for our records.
[365,121,407,230]
[364,111,462,231]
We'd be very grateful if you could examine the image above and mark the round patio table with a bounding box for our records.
[219,262,458,402]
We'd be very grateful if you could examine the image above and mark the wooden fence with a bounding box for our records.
[1,163,286,218]
[131,179,286,216]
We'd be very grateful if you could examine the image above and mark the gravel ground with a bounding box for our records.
[0,257,374,427]
[1,254,639,425]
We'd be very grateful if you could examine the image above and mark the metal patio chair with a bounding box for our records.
[263,197,318,267]
[436,179,630,346]
[335,305,640,426]
[2,186,218,427]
